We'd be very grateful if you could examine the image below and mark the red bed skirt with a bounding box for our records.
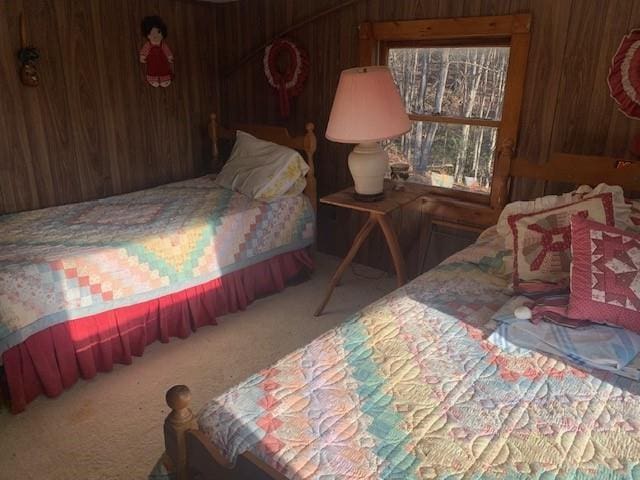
[2,249,313,414]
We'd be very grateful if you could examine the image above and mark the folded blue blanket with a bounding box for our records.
[490,296,640,380]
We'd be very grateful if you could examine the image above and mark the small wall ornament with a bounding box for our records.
[17,14,39,87]
[139,16,174,87]
[608,29,640,119]
[608,29,640,155]
[263,38,309,117]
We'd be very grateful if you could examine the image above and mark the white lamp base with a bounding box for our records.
[348,142,388,197]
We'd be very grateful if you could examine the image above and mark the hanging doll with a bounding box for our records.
[139,16,173,87]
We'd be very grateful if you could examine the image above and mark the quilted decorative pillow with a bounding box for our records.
[568,215,640,333]
[214,131,309,202]
[508,193,616,293]
[497,183,630,243]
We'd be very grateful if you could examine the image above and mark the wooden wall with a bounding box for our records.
[3,0,638,276]
[215,0,640,276]
[0,0,218,214]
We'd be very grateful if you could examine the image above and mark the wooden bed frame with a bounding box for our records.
[208,113,318,211]
[419,141,640,232]
[0,113,318,415]
[154,113,319,480]
[159,145,640,480]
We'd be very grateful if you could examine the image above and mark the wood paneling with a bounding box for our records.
[4,0,639,277]
[214,0,640,276]
[0,0,218,214]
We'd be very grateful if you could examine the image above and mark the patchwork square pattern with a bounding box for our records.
[71,202,165,226]
[0,175,315,354]
[569,215,640,333]
[508,193,615,292]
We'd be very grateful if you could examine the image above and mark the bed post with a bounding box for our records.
[165,385,197,480]
[209,113,220,172]
[303,122,317,211]
[491,139,515,210]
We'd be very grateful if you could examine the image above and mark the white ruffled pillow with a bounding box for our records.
[214,131,309,202]
[497,183,631,247]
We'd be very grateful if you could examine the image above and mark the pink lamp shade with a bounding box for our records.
[326,66,411,144]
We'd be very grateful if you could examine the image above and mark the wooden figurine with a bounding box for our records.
[17,14,39,87]
[139,16,174,88]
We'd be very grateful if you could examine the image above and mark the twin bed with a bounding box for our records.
[0,115,317,413]
[154,152,640,479]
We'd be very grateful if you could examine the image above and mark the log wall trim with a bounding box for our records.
[370,13,532,41]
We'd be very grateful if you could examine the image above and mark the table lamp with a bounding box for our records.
[326,66,411,201]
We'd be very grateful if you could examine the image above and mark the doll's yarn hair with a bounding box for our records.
[141,16,168,38]
[17,47,40,64]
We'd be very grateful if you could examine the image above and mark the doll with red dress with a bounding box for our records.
[139,16,173,88]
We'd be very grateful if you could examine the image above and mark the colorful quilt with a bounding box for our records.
[198,229,640,479]
[0,175,314,354]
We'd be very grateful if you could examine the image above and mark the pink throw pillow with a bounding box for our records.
[508,193,615,293]
[568,215,640,333]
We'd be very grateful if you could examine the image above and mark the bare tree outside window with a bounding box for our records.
[385,46,510,194]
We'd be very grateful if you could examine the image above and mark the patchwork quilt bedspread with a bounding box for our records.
[0,175,314,354]
[198,230,640,479]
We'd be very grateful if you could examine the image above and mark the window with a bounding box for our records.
[386,46,509,194]
[359,15,531,212]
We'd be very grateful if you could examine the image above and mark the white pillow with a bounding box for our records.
[214,130,309,202]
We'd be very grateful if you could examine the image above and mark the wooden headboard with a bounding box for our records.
[208,113,318,211]
[420,142,640,231]
[509,151,640,194]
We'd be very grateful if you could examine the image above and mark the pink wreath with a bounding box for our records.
[608,29,640,119]
[264,39,309,118]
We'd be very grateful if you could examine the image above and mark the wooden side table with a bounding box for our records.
[315,182,423,316]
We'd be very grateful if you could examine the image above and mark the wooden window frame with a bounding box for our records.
[359,14,531,212]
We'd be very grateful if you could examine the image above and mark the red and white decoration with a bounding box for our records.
[608,29,640,119]
[507,193,616,293]
[568,215,640,333]
[263,38,309,118]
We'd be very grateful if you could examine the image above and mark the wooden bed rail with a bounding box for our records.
[164,385,233,480]
[208,113,318,211]
[164,385,287,480]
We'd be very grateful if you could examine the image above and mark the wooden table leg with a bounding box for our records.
[376,213,407,287]
[417,214,433,276]
[314,214,377,316]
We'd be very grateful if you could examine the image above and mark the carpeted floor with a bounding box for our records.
[0,253,396,480]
